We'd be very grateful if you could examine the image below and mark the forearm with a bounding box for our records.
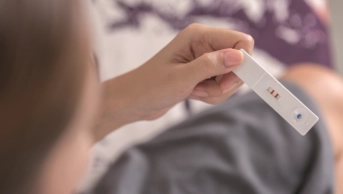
[93,73,139,142]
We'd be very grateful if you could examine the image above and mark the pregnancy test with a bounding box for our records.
[233,49,319,135]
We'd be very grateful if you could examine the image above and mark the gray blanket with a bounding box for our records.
[90,82,334,194]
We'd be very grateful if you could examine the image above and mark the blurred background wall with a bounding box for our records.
[328,0,343,75]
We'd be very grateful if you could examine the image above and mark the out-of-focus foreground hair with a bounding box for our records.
[0,0,88,193]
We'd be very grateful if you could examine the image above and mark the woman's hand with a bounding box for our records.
[95,24,254,140]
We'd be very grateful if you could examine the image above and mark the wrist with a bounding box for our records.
[93,73,139,141]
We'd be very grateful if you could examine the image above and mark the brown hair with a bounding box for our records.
[0,0,88,193]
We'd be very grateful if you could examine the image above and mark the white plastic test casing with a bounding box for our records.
[233,49,319,135]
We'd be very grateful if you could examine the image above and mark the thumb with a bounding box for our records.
[183,49,243,83]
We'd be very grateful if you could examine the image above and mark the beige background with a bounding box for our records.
[328,0,343,75]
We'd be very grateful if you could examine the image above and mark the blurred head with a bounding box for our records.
[0,0,100,194]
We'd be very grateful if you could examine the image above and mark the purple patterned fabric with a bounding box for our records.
[100,0,333,68]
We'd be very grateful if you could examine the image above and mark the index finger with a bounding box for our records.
[185,24,255,57]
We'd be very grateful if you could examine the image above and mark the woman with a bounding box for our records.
[0,0,253,193]
[1,0,342,194]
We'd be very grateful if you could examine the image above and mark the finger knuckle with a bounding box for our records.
[185,23,205,32]
[202,53,212,62]
[204,53,218,64]
[242,34,255,46]
[201,53,217,74]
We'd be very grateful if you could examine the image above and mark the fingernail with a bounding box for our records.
[191,90,209,97]
[223,50,243,67]
[223,81,243,94]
